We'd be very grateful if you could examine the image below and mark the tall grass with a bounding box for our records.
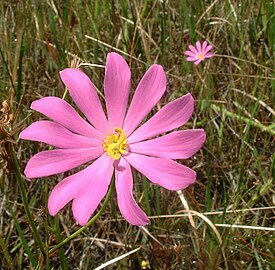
[0,0,274,269]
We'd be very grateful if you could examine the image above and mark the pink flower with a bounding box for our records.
[184,41,214,65]
[19,53,206,226]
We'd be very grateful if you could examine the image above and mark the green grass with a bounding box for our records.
[0,0,274,269]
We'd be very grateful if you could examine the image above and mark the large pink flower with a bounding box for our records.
[20,53,206,226]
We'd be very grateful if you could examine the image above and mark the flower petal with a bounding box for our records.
[129,129,206,159]
[186,56,198,62]
[59,68,109,133]
[31,96,103,139]
[48,154,113,217]
[128,93,194,143]
[72,154,114,225]
[188,45,198,54]
[104,52,131,127]
[202,41,208,52]
[115,158,149,226]
[194,59,202,65]
[25,147,103,178]
[205,53,214,58]
[19,120,99,148]
[184,50,196,57]
[124,153,196,191]
[196,41,202,53]
[204,45,213,53]
[123,64,166,135]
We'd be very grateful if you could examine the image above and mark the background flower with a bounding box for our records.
[184,41,214,65]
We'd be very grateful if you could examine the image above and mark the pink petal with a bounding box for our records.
[129,129,206,159]
[128,93,194,143]
[186,56,198,62]
[31,97,103,139]
[115,158,149,226]
[104,52,131,127]
[204,45,213,54]
[48,154,113,217]
[188,45,199,54]
[205,53,214,58]
[25,147,103,178]
[194,59,202,65]
[124,153,196,191]
[184,50,196,57]
[19,120,99,148]
[123,65,166,136]
[72,154,114,225]
[196,41,202,53]
[60,68,109,133]
[202,41,208,52]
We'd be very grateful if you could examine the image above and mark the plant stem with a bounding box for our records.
[48,178,115,255]
[211,104,275,135]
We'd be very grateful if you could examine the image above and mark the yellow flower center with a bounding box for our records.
[103,127,128,160]
[198,53,204,59]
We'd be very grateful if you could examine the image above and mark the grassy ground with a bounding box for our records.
[0,0,274,269]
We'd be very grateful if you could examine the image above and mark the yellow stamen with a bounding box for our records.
[198,53,204,59]
[103,127,128,160]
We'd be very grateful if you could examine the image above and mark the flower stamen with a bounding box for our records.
[198,53,204,60]
[103,127,128,160]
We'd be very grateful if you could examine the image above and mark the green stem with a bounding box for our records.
[11,145,46,256]
[48,178,115,255]
[211,104,275,136]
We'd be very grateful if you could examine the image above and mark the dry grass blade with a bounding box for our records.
[177,190,200,251]
[94,247,140,270]
[141,226,164,248]
[232,88,275,116]
[85,35,146,64]
[158,205,275,218]
[179,209,227,267]
[215,224,275,231]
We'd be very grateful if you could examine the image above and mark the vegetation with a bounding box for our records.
[0,0,274,269]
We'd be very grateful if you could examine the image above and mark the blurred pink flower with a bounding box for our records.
[184,41,214,65]
[20,52,206,226]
